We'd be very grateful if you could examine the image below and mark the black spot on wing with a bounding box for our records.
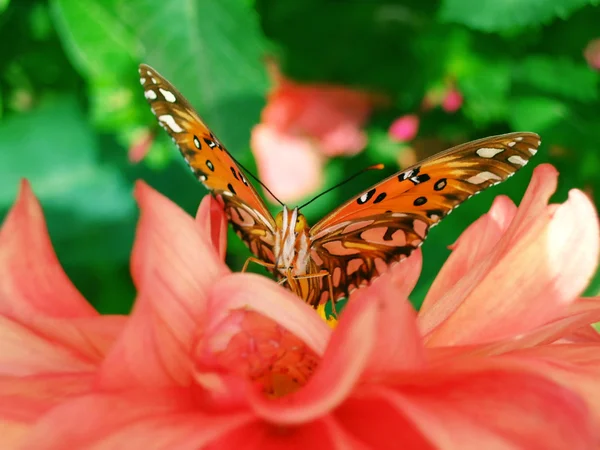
[227,183,237,195]
[206,160,215,172]
[414,196,427,206]
[357,188,377,205]
[230,167,239,180]
[373,192,387,204]
[399,166,421,181]
[434,178,447,191]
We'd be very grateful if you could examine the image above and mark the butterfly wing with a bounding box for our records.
[139,64,277,266]
[309,132,541,302]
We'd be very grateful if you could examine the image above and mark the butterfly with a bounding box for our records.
[139,63,540,308]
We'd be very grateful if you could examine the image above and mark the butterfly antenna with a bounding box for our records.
[298,164,385,210]
[226,151,285,207]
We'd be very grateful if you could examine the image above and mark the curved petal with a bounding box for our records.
[425,186,599,346]
[420,165,559,337]
[100,183,229,389]
[354,261,425,376]
[385,361,594,449]
[195,195,228,261]
[0,315,126,375]
[0,180,95,319]
[0,373,95,449]
[474,297,600,354]
[421,195,516,314]
[22,389,255,450]
[504,344,600,429]
[247,288,378,425]
[205,274,331,356]
[376,248,423,301]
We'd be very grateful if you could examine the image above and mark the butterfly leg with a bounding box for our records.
[241,256,276,273]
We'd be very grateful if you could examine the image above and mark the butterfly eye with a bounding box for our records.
[294,215,307,233]
[275,212,284,228]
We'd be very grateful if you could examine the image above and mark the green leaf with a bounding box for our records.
[439,0,599,32]
[514,55,599,102]
[0,97,135,263]
[458,61,511,126]
[508,96,568,131]
[49,0,142,80]
[122,0,269,151]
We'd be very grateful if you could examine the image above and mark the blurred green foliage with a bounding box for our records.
[1,0,599,314]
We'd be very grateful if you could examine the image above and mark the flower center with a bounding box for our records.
[195,309,321,399]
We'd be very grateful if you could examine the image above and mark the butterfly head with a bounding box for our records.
[274,206,311,275]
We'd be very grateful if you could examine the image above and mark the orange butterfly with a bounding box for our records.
[139,63,540,308]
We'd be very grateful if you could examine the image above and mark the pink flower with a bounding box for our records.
[3,163,600,448]
[584,38,600,70]
[251,60,386,203]
[441,87,463,113]
[388,114,420,142]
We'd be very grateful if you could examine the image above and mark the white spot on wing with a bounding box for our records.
[467,171,502,185]
[508,155,528,166]
[158,114,183,133]
[476,148,504,158]
[528,148,538,155]
[144,90,157,100]
[140,77,146,85]
[159,88,176,103]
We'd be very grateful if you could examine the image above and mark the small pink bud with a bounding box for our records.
[584,39,600,70]
[389,114,419,142]
[442,88,463,113]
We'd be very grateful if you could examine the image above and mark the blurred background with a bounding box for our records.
[1,0,599,314]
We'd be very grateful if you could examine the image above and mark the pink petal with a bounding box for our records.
[384,361,594,448]
[334,394,432,449]
[422,195,517,315]
[424,166,600,345]
[195,195,228,260]
[0,180,96,319]
[504,344,600,429]
[0,315,125,375]
[100,182,229,389]
[0,373,95,449]
[475,297,600,354]
[204,274,331,357]
[351,251,425,376]
[208,416,367,449]
[23,389,255,449]
[251,124,323,203]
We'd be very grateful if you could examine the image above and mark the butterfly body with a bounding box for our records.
[139,63,541,308]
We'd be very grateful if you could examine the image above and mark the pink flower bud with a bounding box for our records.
[442,87,463,113]
[584,38,600,70]
[389,114,419,142]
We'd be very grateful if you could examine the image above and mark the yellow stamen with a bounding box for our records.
[316,303,338,329]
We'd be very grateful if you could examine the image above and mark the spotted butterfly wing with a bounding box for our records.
[139,64,277,266]
[309,132,541,303]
